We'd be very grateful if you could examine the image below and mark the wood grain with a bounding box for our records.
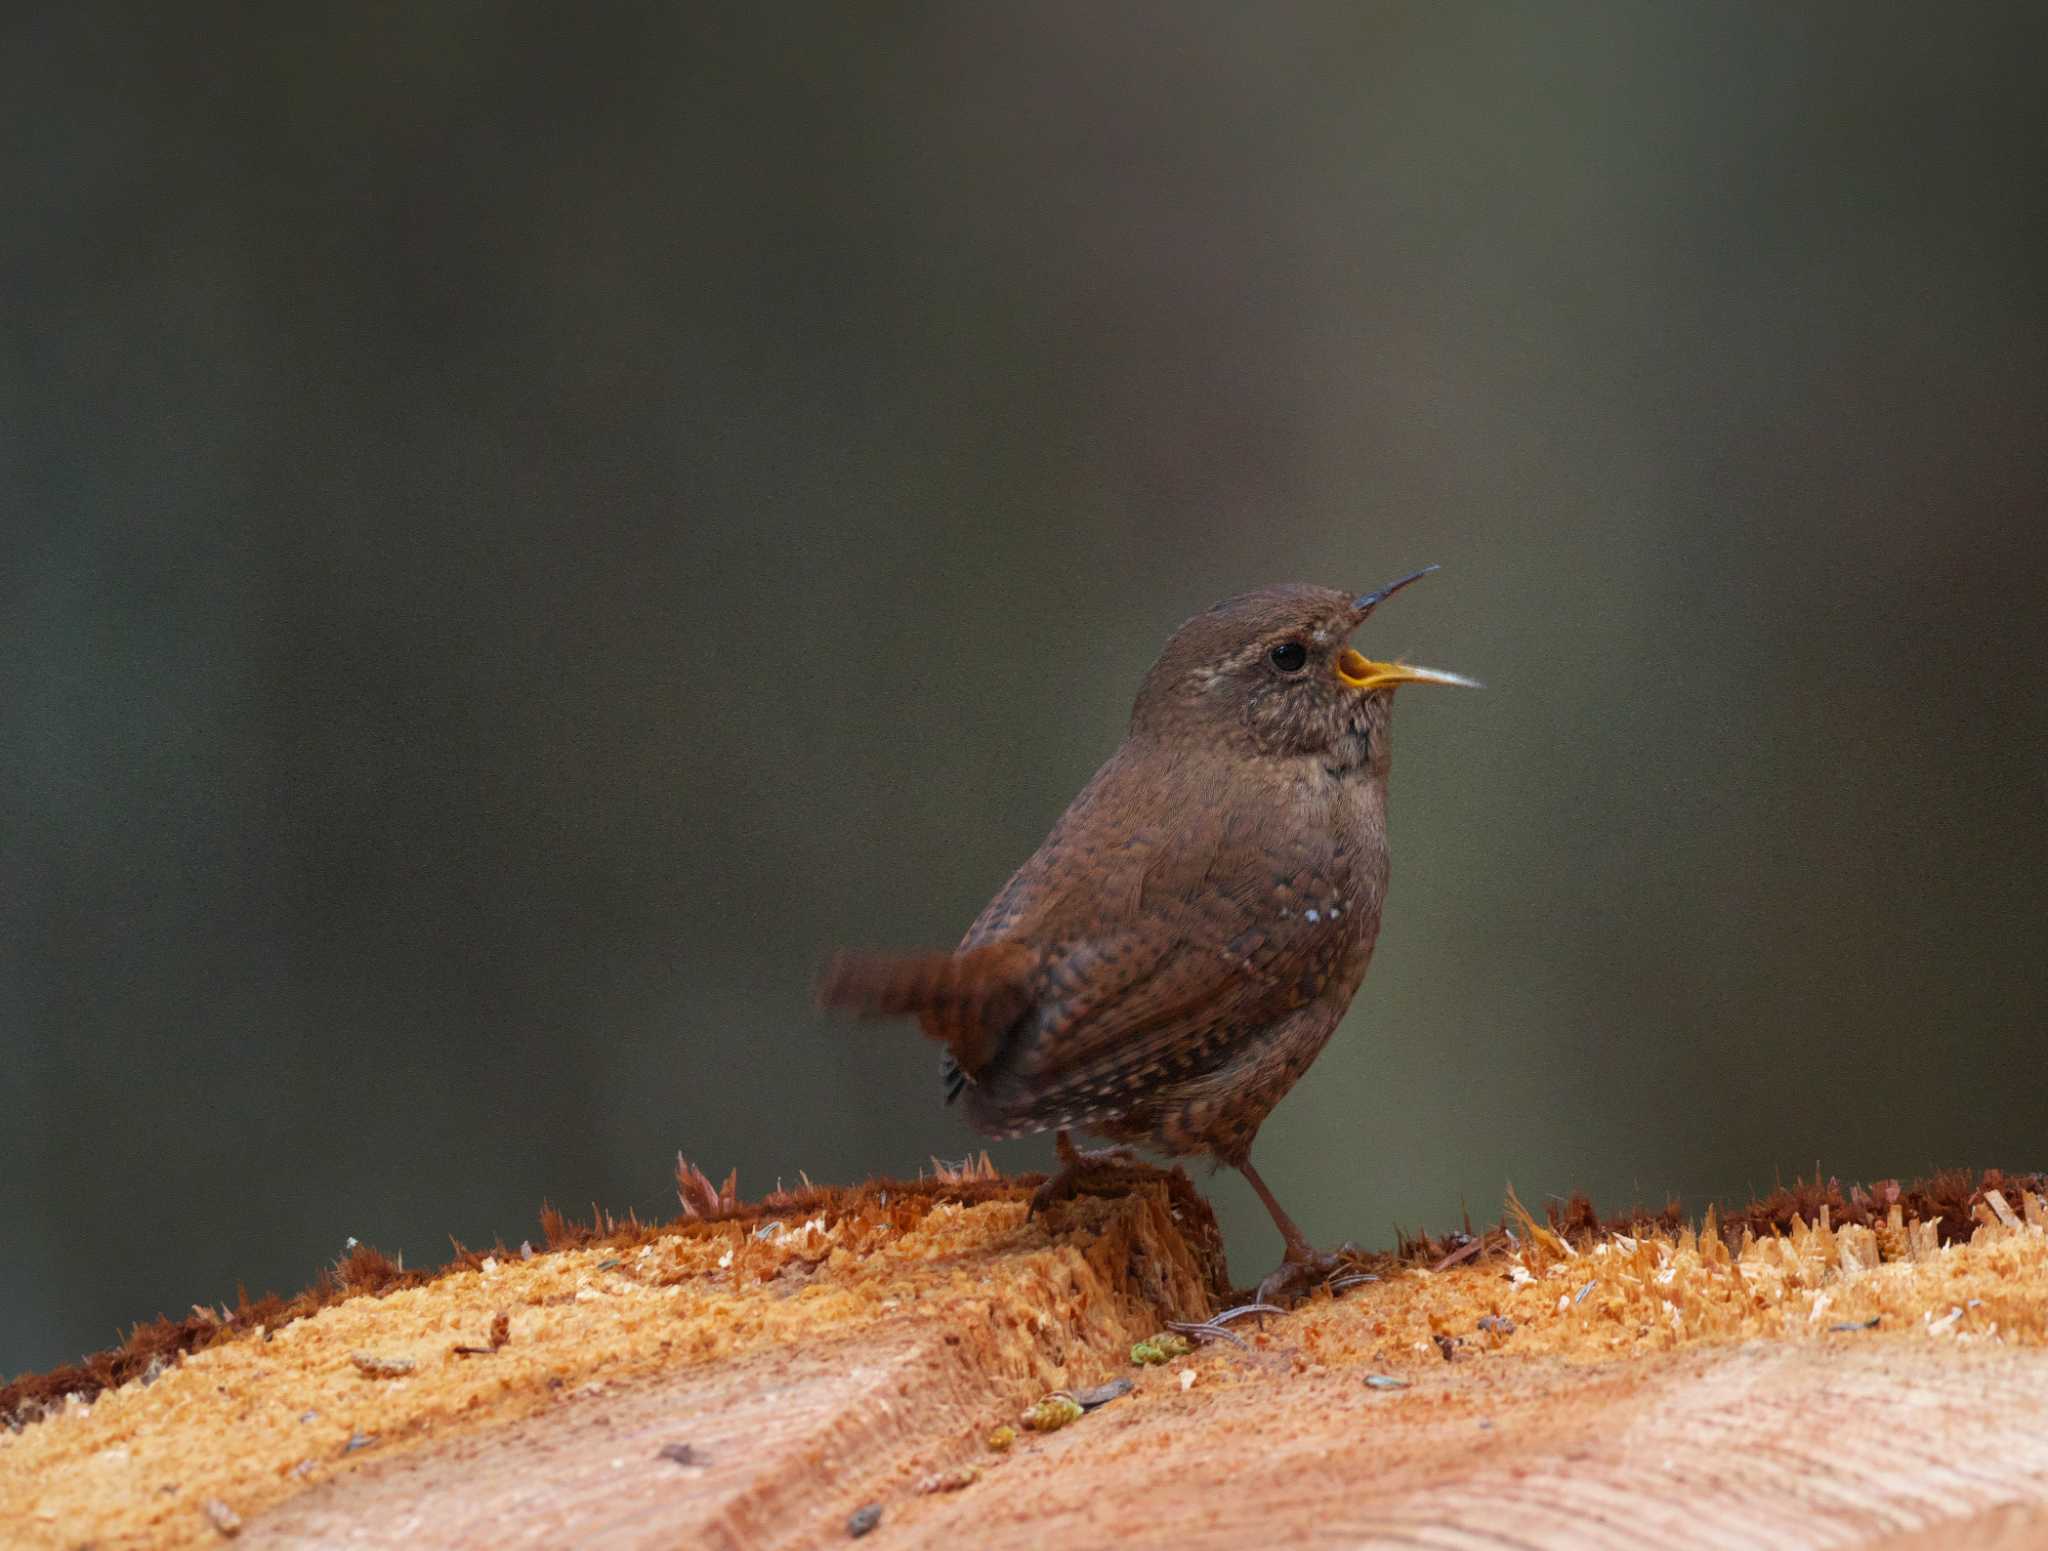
[234,1337,2048,1550]
[14,1172,2048,1551]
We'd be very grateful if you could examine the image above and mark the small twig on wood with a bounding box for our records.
[1431,1236,1487,1272]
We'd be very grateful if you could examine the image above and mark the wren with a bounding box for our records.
[820,569,1477,1303]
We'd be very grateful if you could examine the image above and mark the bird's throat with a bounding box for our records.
[1322,718,1382,782]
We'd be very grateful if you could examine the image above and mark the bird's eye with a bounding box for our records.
[1269,641,1308,673]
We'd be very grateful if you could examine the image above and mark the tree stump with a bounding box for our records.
[7,1168,2048,1549]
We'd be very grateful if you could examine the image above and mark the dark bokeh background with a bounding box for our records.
[8,3,2046,1378]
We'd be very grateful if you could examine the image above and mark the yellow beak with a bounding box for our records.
[1336,647,1482,692]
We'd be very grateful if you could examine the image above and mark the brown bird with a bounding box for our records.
[820,569,1477,1302]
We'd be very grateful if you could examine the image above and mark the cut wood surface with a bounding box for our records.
[7,1167,2048,1549]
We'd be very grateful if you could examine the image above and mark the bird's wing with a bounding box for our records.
[973,798,1358,1120]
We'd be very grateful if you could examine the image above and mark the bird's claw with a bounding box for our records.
[1254,1242,1368,1308]
[1027,1142,1141,1217]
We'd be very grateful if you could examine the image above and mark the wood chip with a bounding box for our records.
[201,1498,241,1538]
[1983,1190,2024,1230]
[915,1464,980,1494]
[1836,1225,1881,1273]
[349,1353,415,1379]
[1431,1236,1485,1272]
[452,1312,513,1357]
[1907,1219,1941,1261]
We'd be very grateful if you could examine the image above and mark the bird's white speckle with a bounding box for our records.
[1305,909,1320,923]
[1330,906,1342,918]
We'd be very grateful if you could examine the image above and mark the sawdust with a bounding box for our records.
[0,1239,441,1429]
[8,1166,2048,1548]
[883,1181,2048,1550]
[1240,1184,2048,1381]
[0,1175,1223,1550]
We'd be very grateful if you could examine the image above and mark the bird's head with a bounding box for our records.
[1131,568,1478,762]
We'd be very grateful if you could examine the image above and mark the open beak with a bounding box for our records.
[1338,564,1482,691]
[1336,649,1482,692]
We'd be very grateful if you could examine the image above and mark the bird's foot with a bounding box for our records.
[1029,1137,1143,1217]
[1254,1242,1368,1308]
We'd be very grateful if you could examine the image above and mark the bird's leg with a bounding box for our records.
[1028,1129,1141,1216]
[1239,1156,1363,1307]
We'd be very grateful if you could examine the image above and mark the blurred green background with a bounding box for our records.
[8,2,2046,1378]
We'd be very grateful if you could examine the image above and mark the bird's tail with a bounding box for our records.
[817,941,1039,1078]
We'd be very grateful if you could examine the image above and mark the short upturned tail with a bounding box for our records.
[817,941,1039,1079]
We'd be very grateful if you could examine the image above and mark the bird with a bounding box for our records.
[819,568,1477,1303]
